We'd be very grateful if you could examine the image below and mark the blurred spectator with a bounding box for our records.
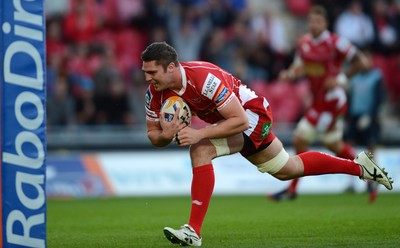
[96,77,135,125]
[148,25,170,44]
[168,4,211,61]
[249,10,291,80]
[232,58,254,84]
[334,0,375,49]
[93,46,120,100]
[250,10,291,56]
[201,27,234,71]
[46,18,68,96]
[229,0,248,14]
[228,17,252,60]
[114,28,147,78]
[345,50,385,152]
[45,0,69,18]
[47,77,76,127]
[386,53,400,102]
[63,0,99,44]
[205,0,236,28]
[201,10,252,74]
[72,75,97,125]
[129,69,147,125]
[286,0,312,16]
[144,0,172,29]
[46,18,67,65]
[344,50,385,201]
[371,0,400,54]
[94,0,118,28]
[92,46,135,126]
[66,44,92,77]
[117,0,146,24]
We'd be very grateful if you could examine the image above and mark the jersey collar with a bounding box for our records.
[312,30,330,44]
[172,63,187,96]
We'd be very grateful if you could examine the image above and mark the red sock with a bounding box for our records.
[188,164,214,236]
[299,151,362,176]
[289,147,305,193]
[337,143,355,160]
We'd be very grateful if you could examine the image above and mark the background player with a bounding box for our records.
[345,49,386,202]
[141,41,392,247]
[268,5,371,202]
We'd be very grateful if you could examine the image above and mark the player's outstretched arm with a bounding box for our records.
[279,60,304,82]
[345,50,369,78]
[197,96,249,140]
[174,97,248,146]
[325,50,370,90]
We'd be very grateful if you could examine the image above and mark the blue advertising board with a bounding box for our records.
[0,0,46,247]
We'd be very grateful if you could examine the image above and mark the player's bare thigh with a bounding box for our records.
[246,138,304,180]
[189,133,244,167]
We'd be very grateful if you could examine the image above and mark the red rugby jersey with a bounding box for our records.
[145,61,269,124]
[297,30,357,106]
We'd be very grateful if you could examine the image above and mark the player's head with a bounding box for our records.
[141,41,179,71]
[141,42,180,91]
[307,5,328,38]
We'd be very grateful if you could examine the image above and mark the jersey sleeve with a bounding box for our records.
[335,35,357,62]
[200,71,234,111]
[295,36,307,66]
[292,52,303,67]
[145,86,161,122]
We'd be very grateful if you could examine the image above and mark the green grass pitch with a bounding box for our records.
[47,193,400,247]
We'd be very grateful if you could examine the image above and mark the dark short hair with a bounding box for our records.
[308,5,328,21]
[141,41,179,71]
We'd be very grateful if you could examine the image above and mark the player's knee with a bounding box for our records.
[206,137,231,158]
[189,139,217,161]
[294,118,316,146]
[321,130,343,145]
[271,155,304,180]
[323,140,342,154]
[256,149,289,176]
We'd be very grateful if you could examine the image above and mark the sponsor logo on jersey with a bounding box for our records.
[261,122,272,138]
[202,73,221,99]
[304,62,325,77]
[215,87,229,105]
[145,88,152,108]
[146,109,157,118]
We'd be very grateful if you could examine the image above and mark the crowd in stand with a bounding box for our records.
[45,0,400,129]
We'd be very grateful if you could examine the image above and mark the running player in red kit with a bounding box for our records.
[141,41,393,247]
[268,5,377,202]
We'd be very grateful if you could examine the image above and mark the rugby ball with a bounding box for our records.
[161,96,191,126]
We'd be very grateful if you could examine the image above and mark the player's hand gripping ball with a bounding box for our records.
[161,96,191,126]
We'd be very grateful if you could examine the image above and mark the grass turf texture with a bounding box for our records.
[48,193,400,247]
